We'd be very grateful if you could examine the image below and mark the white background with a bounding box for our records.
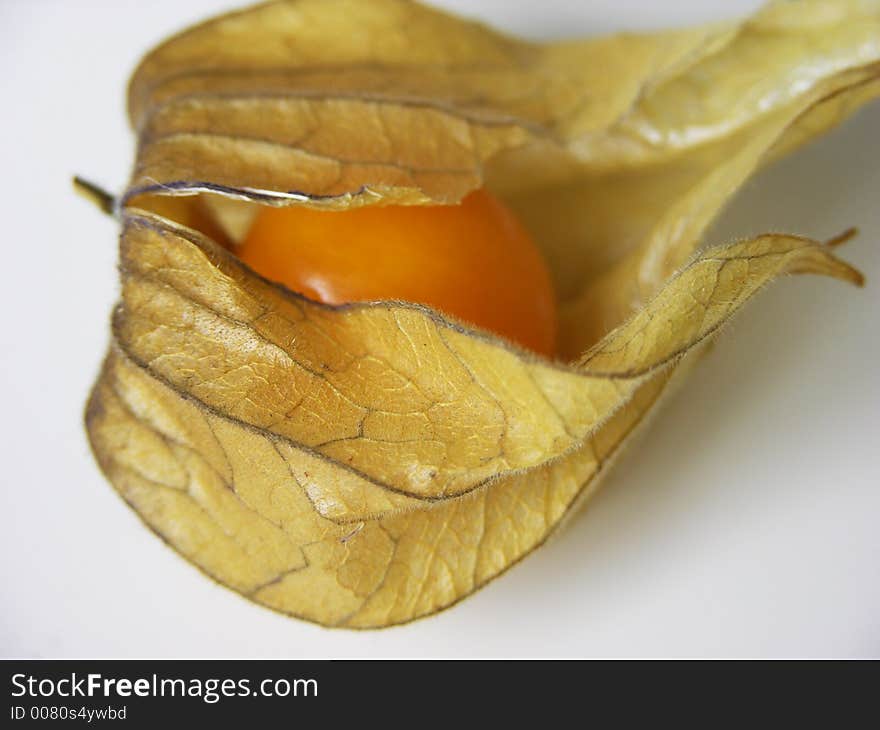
[1,0,877,658]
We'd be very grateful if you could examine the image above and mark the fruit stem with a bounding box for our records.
[72,176,117,216]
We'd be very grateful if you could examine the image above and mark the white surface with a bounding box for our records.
[1,0,877,658]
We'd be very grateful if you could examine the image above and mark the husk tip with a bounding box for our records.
[825,227,859,248]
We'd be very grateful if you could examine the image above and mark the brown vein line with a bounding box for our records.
[521,366,579,441]
[138,86,547,133]
[138,130,479,178]
[114,461,304,583]
[108,372,302,539]
[246,539,329,598]
[433,328,509,472]
[470,490,490,584]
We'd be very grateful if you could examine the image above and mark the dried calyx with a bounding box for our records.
[83,0,880,628]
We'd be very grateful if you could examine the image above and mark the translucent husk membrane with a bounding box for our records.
[85,0,879,627]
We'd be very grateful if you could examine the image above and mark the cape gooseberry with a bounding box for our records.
[237,189,559,357]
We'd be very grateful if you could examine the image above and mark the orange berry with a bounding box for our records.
[238,189,558,357]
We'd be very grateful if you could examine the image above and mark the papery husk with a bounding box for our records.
[86,0,879,627]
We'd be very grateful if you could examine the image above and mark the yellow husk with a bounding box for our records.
[86,0,879,627]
